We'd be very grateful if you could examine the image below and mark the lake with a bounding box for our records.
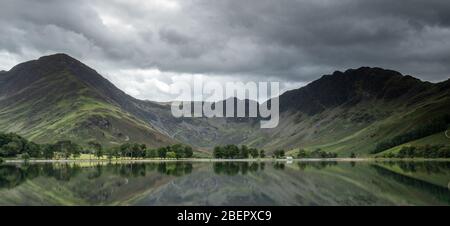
[0,160,449,206]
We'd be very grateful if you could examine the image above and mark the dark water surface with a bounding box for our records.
[0,161,449,205]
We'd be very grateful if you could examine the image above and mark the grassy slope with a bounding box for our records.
[259,85,450,157]
[0,70,174,147]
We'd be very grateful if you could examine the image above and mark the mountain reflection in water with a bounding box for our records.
[0,161,449,206]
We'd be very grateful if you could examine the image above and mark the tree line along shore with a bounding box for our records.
[1,132,449,163]
[0,132,348,162]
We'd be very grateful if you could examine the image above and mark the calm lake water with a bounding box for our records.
[0,160,449,206]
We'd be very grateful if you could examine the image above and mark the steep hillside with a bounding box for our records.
[249,68,450,155]
[0,54,174,147]
[0,54,258,149]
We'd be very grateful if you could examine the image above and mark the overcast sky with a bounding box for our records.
[1,0,450,101]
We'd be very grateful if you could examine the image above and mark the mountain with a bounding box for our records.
[0,54,260,149]
[245,67,450,155]
[279,68,433,114]
[1,54,449,155]
[0,54,175,147]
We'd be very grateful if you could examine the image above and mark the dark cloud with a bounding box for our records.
[0,0,449,101]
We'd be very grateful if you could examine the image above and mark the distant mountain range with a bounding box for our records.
[1,54,449,155]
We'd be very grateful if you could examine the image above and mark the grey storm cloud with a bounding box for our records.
[0,0,450,101]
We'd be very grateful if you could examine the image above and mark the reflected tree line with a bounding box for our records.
[213,161,343,175]
[1,161,332,188]
[376,161,450,174]
[213,162,266,175]
[372,165,450,204]
[0,163,83,188]
[2,161,449,190]
[0,161,361,188]
[0,162,194,189]
[297,161,340,170]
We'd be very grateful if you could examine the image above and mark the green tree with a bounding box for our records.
[106,148,114,161]
[184,146,194,158]
[146,149,157,158]
[225,145,240,159]
[25,142,41,158]
[172,144,185,159]
[94,146,103,159]
[42,144,55,159]
[1,141,21,157]
[120,143,132,159]
[166,151,176,159]
[110,146,121,159]
[249,148,259,158]
[89,141,103,160]
[22,153,30,162]
[54,140,80,159]
[274,149,285,158]
[239,145,249,159]
[259,150,265,158]
[130,143,144,159]
[157,147,168,159]
[297,149,308,158]
[280,150,285,158]
[213,146,224,159]
[72,148,81,159]
[0,133,28,157]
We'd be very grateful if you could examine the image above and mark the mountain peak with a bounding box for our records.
[34,53,93,73]
[8,53,92,76]
[1,53,117,102]
[323,67,403,80]
[39,52,74,59]
[345,66,402,76]
[37,53,78,63]
[280,66,429,114]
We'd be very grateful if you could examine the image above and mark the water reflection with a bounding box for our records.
[297,161,339,170]
[2,161,449,190]
[0,163,82,188]
[0,161,449,205]
[213,162,265,175]
[372,165,450,204]
[0,161,293,188]
[376,161,450,174]
[0,162,195,189]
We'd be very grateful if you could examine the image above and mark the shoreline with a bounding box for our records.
[3,157,450,164]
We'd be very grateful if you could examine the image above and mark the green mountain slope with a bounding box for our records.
[249,68,450,156]
[0,54,174,147]
[0,54,255,149]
